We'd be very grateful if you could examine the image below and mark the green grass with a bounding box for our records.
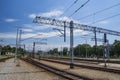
[0,55,8,59]
[58,56,70,58]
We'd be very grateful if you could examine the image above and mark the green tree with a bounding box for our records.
[11,47,16,53]
[63,47,68,56]
[74,44,91,57]
[112,40,120,57]
[1,45,11,55]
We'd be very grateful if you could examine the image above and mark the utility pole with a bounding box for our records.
[104,33,107,67]
[79,44,80,57]
[107,40,110,61]
[33,42,35,58]
[0,39,3,55]
[23,44,25,57]
[85,38,88,58]
[94,27,97,59]
[18,30,22,50]
[16,29,22,66]
[0,46,1,55]
[70,21,74,69]
[15,28,19,63]
[64,21,66,42]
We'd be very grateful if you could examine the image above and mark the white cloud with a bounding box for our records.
[58,16,72,22]
[21,33,40,39]
[28,13,36,19]
[22,29,33,32]
[41,10,63,17]
[36,31,61,38]
[0,32,41,39]
[98,21,109,24]
[0,30,89,40]
[5,18,17,22]
[29,10,63,18]
[23,23,63,32]
[23,24,50,30]
[0,33,16,38]
[58,16,80,23]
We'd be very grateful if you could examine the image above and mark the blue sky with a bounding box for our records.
[0,0,120,51]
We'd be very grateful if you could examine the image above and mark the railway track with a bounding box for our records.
[47,58,99,65]
[46,57,120,64]
[0,57,13,62]
[22,58,94,80]
[40,58,120,74]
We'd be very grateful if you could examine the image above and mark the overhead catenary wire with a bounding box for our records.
[78,2,120,20]
[21,34,42,41]
[89,13,120,25]
[69,0,90,18]
[60,0,79,17]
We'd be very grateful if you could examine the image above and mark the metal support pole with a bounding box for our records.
[17,29,22,58]
[79,45,80,57]
[85,39,88,58]
[61,46,62,57]
[94,27,97,59]
[14,28,19,63]
[23,44,25,57]
[107,40,110,61]
[70,21,74,69]
[64,21,66,42]
[19,30,22,49]
[33,42,35,58]
[39,51,40,60]
[0,47,2,55]
[16,29,22,66]
[104,33,107,67]
[0,40,3,55]
[0,40,2,55]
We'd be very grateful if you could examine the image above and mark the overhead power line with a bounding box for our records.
[60,0,79,17]
[90,13,120,24]
[78,2,120,20]
[69,0,90,18]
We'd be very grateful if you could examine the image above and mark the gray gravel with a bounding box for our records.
[0,58,64,80]
[35,59,120,80]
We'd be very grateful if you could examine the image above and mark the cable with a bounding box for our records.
[78,2,120,20]
[21,34,42,41]
[69,0,90,18]
[60,0,79,17]
[89,13,120,25]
